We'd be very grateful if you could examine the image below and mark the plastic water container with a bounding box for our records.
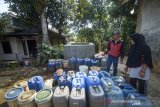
[86,76,101,88]
[72,78,85,89]
[45,79,54,89]
[119,83,137,97]
[126,93,153,107]
[101,58,107,68]
[76,72,87,78]
[101,77,115,93]
[13,80,29,91]
[28,76,44,92]
[99,71,111,78]
[62,60,69,69]
[18,90,36,107]
[79,65,88,73]
[69,88,86,107]
[54,69,65,81]
[105,86,124,107]
[47,60,55,72]
[69,57,77,70]
[84,58,91,67]
[53,86,70,107]
[35,89,53,107]
[76,58,84,70]
[55,61,62,71]
[58,76,72,91]
[89,85,105,107]
[5,87,24,107]
[67,71,76,79]
[111,76,125,86]
[88,70,100,78]
[91,59,99,67]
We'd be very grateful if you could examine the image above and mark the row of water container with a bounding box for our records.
[47,58,102,72]
[5,71,153,107]
[53,69,153,107]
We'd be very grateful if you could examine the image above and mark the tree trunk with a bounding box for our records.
[41,11,48,43]
[136,0,143,33]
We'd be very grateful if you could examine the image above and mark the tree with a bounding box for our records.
[34,0,48,43]
[0,13,10,36]
[4,0,71,42]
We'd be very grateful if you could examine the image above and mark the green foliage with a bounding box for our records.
[0,13,10,36]
[77,28,95,42]
[4,0,41,27]
[37,42,64,64]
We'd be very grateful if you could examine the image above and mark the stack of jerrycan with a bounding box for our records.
[89,85,105,107]
[48,59,55,72]
[111,76,125,86]
[53,86,70,107]
[70,78,86,107]
[99,71,111,78]
[119,83,137,97]
[101,77,115,92]
[69,57,77,70]
[126,93,153,107]
[105,86,124,107]
[76,58,84,71]
[88,70,100,78]
[28,76,44,92]
[58,75,72,91]
[84,58,91,67]
[101,77,124,107]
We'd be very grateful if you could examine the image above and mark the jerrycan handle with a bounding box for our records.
[79,72,84,77]
[92,76,97,82]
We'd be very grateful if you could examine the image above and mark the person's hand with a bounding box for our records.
[139,71,145,78]
[124,66,128,72]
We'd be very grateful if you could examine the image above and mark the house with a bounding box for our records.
[0,13,66,61]
[120,0,160,72]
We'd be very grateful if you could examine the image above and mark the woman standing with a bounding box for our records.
[125,33,153,95]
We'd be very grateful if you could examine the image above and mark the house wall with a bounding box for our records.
[0,37,18,60]
[141,0,160,72]
[0,36,37,61]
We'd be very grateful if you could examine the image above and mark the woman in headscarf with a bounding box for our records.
[125,33,153,95]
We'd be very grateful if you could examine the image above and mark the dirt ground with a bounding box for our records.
[0,64,160,107]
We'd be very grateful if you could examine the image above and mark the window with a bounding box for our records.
[22,40,28,55]
[1,41,12,54]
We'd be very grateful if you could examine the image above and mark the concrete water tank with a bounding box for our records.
[64,42,95,59]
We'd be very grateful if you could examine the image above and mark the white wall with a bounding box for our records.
[141,0,160,72]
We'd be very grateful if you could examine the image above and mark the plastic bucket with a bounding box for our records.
[35,89,53,107]
[13,80,29,91]
[5,87,24,107]
[18,90,36,107]
[79,65,88,73]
